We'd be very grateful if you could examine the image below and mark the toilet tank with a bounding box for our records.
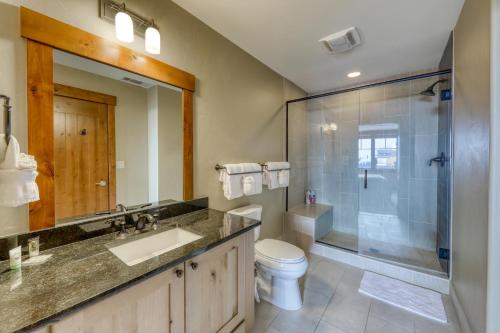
[227,204,262,241]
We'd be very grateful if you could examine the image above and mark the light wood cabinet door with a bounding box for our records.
[50,264,185,333]
[185,236,245,333]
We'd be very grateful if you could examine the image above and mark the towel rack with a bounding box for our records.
[214,164,263,176]
[215,163,291,175]
[259,163,291,172]
[1,95,12,145]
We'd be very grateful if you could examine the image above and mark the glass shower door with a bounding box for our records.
[357,78,447,275]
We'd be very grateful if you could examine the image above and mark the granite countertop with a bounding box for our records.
[0,209,260,333]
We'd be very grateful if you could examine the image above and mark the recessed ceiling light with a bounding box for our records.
[347,71,361,78]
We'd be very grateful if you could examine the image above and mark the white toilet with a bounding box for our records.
[227,204,308,311]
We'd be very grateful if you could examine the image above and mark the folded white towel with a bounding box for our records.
[263,170,279,190]
[218,163,262,200]
[0,135,40,207]
[265,161,290,171]
[0,169,40,207]
[219,170,244,200]
[243,174,262,196]
[224,163,261,175]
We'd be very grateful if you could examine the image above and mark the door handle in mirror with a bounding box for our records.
[95,180,107,187]
[364,169,368,189]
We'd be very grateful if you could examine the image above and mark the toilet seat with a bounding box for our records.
[255,239,305,264]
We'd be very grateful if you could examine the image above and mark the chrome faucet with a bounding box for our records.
[116,203,127,212]
[135,213,159,232]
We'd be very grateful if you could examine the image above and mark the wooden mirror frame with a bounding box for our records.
[21,7,195,231]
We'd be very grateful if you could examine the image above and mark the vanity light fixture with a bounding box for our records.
[115,3,134,43]
[101,0,162,54]
[347,71,361,78]
[145,21,161,54]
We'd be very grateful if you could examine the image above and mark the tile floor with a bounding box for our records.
[251,254,461,333]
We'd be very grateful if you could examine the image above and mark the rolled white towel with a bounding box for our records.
[17,153,37,170]
[243,174,262,196]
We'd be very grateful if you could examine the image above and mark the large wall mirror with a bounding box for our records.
[53,50,183,222]
[22,7,195,230]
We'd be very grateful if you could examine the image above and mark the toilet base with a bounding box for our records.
[258,275,303,311]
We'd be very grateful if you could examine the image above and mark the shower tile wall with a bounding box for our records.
[306,92,360,236]
[288,101,308,209]
[304,77,441,252]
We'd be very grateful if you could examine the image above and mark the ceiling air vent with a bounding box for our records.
[122,76,145,86]
[319,27,361,54]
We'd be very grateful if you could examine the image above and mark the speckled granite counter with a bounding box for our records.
[0,209,260,332]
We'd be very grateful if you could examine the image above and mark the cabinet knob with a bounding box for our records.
[175,269,184,278]
[190,262,198,270]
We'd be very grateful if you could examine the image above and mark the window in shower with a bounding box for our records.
[358,136,398,170]
[375,137,397,169]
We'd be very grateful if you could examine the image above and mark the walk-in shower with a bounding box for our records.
[286,70,452,277]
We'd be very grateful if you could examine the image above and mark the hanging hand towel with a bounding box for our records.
[0,134,20,169]
[278,169,289,187]
[264,162,290,189]
[219,170,243,200]
[219,163,261,200]
[0,135,40,207]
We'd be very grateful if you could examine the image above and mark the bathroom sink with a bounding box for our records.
[108,228,203,266]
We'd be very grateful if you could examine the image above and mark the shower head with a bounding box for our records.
[420,79,449,96]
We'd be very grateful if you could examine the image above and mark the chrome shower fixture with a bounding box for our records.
[420,79,449,96]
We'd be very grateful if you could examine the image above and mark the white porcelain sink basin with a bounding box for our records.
[109,228,203,266]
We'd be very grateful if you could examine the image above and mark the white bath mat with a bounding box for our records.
[359,271,447,323]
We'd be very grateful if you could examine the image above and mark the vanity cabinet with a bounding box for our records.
[50,264,185,333]
[37,232,254,333]
[185,236,244,333]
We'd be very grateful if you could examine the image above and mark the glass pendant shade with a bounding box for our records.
[145,26,161,54]
[115,11,134,43]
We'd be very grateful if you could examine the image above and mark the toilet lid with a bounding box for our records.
[255,239,305,264]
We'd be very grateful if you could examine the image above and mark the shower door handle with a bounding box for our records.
[364,169,368,189]
[429,152,446,167]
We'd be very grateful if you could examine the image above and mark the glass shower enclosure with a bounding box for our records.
[287,71,452,277]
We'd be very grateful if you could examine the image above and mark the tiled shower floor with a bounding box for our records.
[251,255,460,333]
[318,230,445,276]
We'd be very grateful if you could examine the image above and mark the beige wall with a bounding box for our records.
[54,64,150,207]
[452,0,491,331]
[0,0,306,237]
[158,86,183,201]
[0,1,28,236]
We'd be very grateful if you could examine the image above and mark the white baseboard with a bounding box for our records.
[310,242,450,294]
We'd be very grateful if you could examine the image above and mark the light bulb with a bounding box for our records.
[347,71,361,78]
[115,11,134,43]
[145,26,161,54]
